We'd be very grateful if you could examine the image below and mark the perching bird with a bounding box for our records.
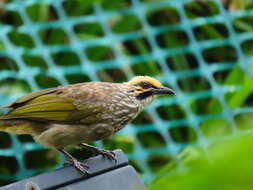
[0,76,175,174]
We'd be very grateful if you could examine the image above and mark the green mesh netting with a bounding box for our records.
[0,0,253,185]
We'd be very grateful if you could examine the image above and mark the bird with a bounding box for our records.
[0,76,175,174]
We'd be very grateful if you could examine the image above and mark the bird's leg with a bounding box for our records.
[59,149,90,175]
[79,143,117,163]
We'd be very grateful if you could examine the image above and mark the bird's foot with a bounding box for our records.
[70,158,90,175]
[96,148,116,163]
[79,143,117,163]
[60,149,90,175]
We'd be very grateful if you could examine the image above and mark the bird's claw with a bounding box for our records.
[79,143,117,163]
[69,159,90,175]
[73,159,90,175]
[97,149,117,163]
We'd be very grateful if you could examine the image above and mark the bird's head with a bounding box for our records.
[126,76,176,107]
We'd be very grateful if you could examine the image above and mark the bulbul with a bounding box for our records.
[0,76,175,174]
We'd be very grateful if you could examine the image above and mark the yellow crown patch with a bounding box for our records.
[127,76,162,88]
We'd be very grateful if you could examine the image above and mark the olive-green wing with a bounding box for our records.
[4,88,58,108]
[1,86,103,123]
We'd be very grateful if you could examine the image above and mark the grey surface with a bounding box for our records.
[0,149,145,190]
[57,166,146,190]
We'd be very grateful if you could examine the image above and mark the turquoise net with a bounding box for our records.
[0,0,253,185]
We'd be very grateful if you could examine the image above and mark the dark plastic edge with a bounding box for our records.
[1,149,128,190]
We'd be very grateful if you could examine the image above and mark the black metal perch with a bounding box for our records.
[0,149,147,190]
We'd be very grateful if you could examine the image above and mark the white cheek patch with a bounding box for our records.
[140,96,155,108]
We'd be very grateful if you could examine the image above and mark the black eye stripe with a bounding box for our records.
[136,91,153,100]
[136,81,156,89]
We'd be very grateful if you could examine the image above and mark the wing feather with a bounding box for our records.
[4,88,58,108]
[2,93,75,121]
[1,84,104,123]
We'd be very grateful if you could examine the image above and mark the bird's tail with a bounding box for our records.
[0,119,34,135]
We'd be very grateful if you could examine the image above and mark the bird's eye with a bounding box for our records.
[139,82,152,89]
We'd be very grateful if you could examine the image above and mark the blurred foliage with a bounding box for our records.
[151,132,253,190]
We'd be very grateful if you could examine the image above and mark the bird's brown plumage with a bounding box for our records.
[0,82,142,147]
[0,76,175,149]
[0,76,175,174]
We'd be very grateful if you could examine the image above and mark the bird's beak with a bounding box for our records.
[152,86,176,95]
